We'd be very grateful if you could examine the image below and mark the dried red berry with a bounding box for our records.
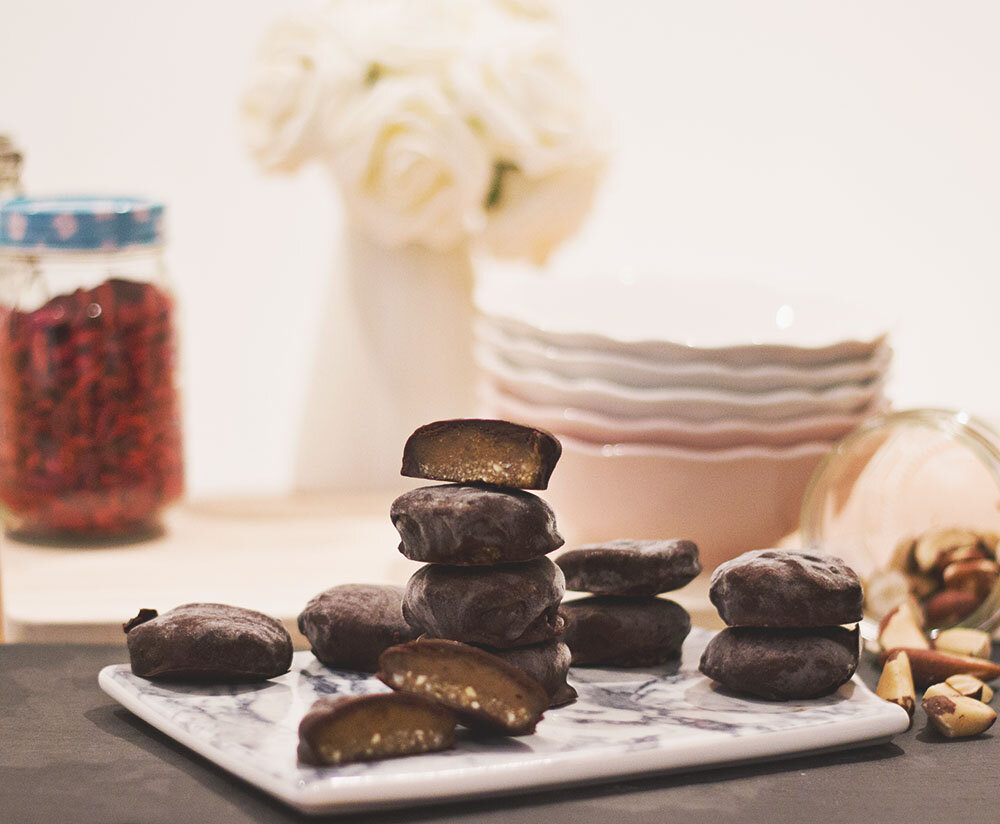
[0,278,183,538]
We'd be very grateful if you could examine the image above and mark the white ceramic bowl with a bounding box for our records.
[476,319,893,392]
[480,384,888,449]
[540,436,831,570]
[476,273,888,367]
[477,349,886,422]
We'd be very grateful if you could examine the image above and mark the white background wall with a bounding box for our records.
[2,1,998,496]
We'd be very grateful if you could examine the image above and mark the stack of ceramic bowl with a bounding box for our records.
[474,273,892,569]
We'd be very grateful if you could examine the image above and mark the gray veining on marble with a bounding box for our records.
[99,627,909,813]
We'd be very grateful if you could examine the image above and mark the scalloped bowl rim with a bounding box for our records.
[557,434,835,462]
[476,319,894,384]
[475,273,888,353]
[476,347,887,406]
[481,384,886,437]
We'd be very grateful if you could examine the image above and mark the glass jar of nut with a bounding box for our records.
[800,408,1000,637]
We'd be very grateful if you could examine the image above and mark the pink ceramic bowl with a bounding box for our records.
[540,436,831,571]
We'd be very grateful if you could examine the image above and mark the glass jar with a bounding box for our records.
[0,196,183,541]
[800,408,1000,635]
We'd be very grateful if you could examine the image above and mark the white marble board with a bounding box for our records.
[98,627,909,815]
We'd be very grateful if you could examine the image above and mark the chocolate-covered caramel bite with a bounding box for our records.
[297,693,457,766]
[709,549,863,627]
[403,556,566,649]
[557,539,701,597]
[378,639,549,735]
[699,625,860,700]
[124,603,293,681]
[401,419,561,489]
[391,483,563,565]
[560,596,691,667]
[297,584,419,673]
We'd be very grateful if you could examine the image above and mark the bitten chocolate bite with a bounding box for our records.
[297,693,457,766]
[557,539,701,597]
[401,418,561,490]
[403,556,566,649]
[559,596,691,667]
[698,625,860,700]
[378,639,549,735]
[709,549,863,628]
[479,640,577,708]
[123,603,293,682]
[297,584,419,673]
[391,484,563,565]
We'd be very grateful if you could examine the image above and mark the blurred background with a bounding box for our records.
[2,0,998,501]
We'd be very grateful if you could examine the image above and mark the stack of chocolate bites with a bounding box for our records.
[557,540,700,667]
[294,419,573,766]
[699,549,864,700]
[392,419,577,708]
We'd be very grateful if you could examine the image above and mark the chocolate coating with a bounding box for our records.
[549,682,579,708]
[403,557,566,649]
[560,596,691,667]
[297,584,419,673]
[699,625,860,700]
[709,549,863,627]
[479,640,576,707]
[391,484,563,565]
[557,539,701,597]
[124,603,293,682]
[401,418,561,489]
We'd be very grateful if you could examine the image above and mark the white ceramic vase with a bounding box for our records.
[295,223,477,491]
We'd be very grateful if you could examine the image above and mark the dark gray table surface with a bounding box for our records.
[1,642,996,824]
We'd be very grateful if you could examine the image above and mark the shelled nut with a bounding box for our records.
[922,589,981,628]
[941,559,1000,601]
[889,648,1000,689]
[932,545,991,575]
[933,627,992,659]
[945,674,994,703]
[876,650,915,720]
[864,569,913,620]
[922,682,961,700]
[913,529,980,574]
[922,694,997,738]
[877,603,928,654]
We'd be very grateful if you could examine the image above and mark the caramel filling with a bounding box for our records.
[385,654,541,733]
[309,702,454,765]
[411,431,541,487]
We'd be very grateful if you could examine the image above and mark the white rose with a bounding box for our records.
[329,75,492,250]
[477,160,604,264]
[449,9,608,262]
[326,0,481,76]
[449,26,606,177]
[241,11,359,174]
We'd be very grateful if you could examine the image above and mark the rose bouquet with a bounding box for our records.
[242,0,606,264]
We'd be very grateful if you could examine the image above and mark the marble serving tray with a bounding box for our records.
[98,627,909,816]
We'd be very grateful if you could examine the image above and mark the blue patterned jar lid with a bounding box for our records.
[0,196,164,251]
